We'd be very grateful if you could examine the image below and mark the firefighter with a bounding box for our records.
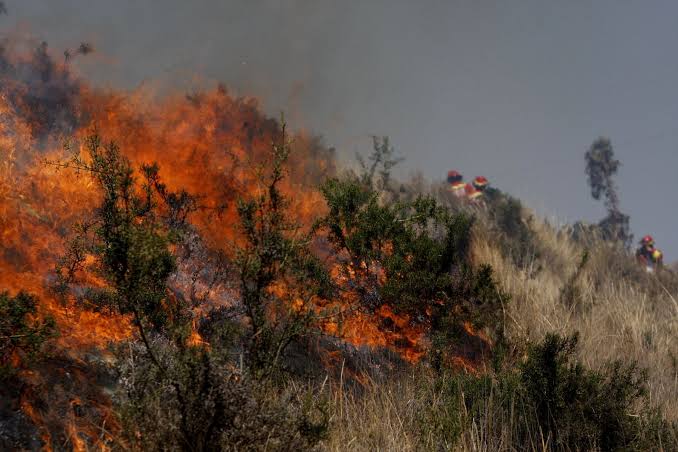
[447,170,466,198]
[463,176,489,203]
[472,176,489,192]
[636,235,663,272]
[465,182,483,202]
[653,248,664,267]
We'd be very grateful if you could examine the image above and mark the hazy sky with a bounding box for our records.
[3,1,678,257]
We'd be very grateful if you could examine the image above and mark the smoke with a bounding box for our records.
[0,36,337,447]
[0,40,84,140]
[0,32,337,300]
[63,41,94,64]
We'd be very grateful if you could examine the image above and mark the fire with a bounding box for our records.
[446,321,493,374]
[322,304,426,363]
[0,36,493,447]
[0,41,332,350]
[0,35,342,444]
[0,38,333,448]
[318,263,427,363]
[187,329,208,347]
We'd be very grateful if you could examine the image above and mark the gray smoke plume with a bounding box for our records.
[0,40,84,140]
[64,42,94,63]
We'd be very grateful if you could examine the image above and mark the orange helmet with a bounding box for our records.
[447,170,463,184]
[472,176,488,190]
[641,235,655,246]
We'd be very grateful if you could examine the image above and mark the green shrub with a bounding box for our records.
[0,291,56,380]
[116,340,328,451]
[233,122,333,379]
[486,190,541,269]
[419,333,677,451]
[521,333,640,449]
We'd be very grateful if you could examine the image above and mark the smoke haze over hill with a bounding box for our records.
[3,0,678,257]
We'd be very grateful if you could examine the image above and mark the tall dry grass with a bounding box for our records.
[320,206,678,451]
[471,215,678,421]
[319,371,556,451]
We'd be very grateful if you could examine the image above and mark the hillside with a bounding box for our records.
[321,193,678,450]
[0,38,676,452]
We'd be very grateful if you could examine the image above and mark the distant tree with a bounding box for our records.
[0,2,7,16]
[585,137,632,247]
[585,138,620,211]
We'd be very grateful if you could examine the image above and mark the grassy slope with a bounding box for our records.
[320,203,678,451]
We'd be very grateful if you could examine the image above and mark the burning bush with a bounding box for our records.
[0,291,56,380]
[231,122,333,378]
[0,291,56,450]
[54,134,197,345]
[316,139,506,369]
[47,129,333,449]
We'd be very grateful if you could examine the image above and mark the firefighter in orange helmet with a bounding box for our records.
[472,176,489,192]
[447,170,466,198]
[636,235,663,272]
[464,176,488,203]
[465,182,483,202]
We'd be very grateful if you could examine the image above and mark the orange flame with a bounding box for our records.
[0,39,493,446]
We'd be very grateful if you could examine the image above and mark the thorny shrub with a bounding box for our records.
[418,333,677,451]
[316,138,510,371]
[116,339,329,451]
[0,291,56,380]
[484,189,542,270]
[232,122,333,379]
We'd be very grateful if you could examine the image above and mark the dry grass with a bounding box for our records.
[320,373,551,451]
[320,374,421,451]
[472,215,678,421]
[320,208,678,451]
